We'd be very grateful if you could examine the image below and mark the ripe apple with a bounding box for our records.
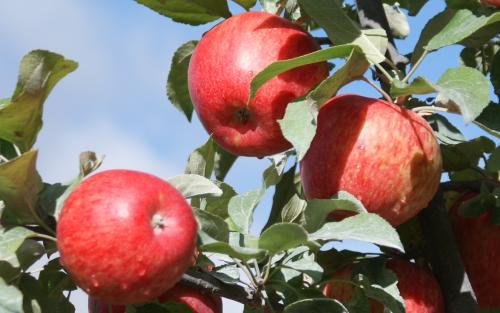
[57,169,197,305]
[481,0,500,7]
[88,283,223,313]
[188,11,328,157]
[449,191,500,308]
[300,94,442,226]
[323,259,445,312]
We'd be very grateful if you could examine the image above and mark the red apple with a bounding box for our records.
[57,169,197,305]
[88,283,223,313]
[449,191,500,309]
[300,94,442,226]
[481,0,500,8]
[323,259,445,313]
[188,11,328,157]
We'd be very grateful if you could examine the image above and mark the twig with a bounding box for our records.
[403,50,428,83]
[359,76,393,103]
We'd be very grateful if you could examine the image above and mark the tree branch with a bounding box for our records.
[180,269,260,307]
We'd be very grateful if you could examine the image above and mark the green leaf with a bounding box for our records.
[231,0,256,10]
[426,10,500,52]
[168,174,222,198]
[167,41,197,121]
[185,137,215,178]
[264,165,298,230]
[194,208,229,242]
[0,50,77,152]
[390,77,436,97]
[228,188,263,234]
[202,181,236,219]
[284,298,349,313]
[441,136,495,171]
[298,0,387,64]
[0,150,43,224]
[214,145,237,181]
[259,0,283,14]
[0,277,23,313]
[281,194,307,224]
[475,102,500,138]
[303,191,368,233]
[250,44,356,99]
[283,250,324,283]
[435,66,490,123]
[278,99,317,162]
[412,9,456,64]
[0,227,36,268]
[309,214,404,252]
[200,232,266,261]
[259,223,308,254]
[211,263,240,284]
[309,48,370,107]
[38,258,77,295]
[487,146,500,174]
[135,0,231,25]
[427,114,465,145]
[492,50,500,98]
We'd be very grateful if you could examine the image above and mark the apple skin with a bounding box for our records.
[57,169,197,305]
[481,0,500,7]
[323,259,445,313]
[188,11,328,157]
[88,283,223,313]
[449,192,500,308]
[300,94,442,226]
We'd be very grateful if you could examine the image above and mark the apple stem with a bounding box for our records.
[359,76,394,103]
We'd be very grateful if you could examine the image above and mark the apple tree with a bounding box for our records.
[0,0,499,312]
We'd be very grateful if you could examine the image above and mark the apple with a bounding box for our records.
[323,259,445,312]
[449,191,500,309]
[188,11,328,157]
[57,169,197,305]
[481,0,500,7]
[300,94,442,226]
[88,283,223,313]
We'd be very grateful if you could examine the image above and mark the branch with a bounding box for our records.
[418,187,480,313]
[180,269,260,307]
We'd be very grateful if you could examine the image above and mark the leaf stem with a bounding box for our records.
[359,77,393,103]
[35,233,57,242]
[234,258,258,289]
[403,50,428,83]
[28,203,56,236]
[13,144,22,157]
[374,63,394,83]
[412,105,449,115]
[0,154,8,163]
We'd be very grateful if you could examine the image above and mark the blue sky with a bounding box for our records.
[0,1,497,312]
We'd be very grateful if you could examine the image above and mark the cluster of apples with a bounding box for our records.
[56,11,448,313]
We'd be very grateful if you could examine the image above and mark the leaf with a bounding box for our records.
[487,146,500,174]
[0,150,43,224]
[297,0,387,64]
[228,188,263,234]
[18,273,74,313]
[200,232,266,261]
[278,99,318,161]
[435,66,490,123]
[259,0,283,14]
[426,10,500,52]
[441,136,495,171]
[262,153,289,190]
[281,194,307,224]
[412,9,456,64]
[211,263,240,284]
[168,174,222,198]
[283,251,324,283]
[0,277,23,313]
[492,50,500,98]
[214,144,237,181]
[167,41,197,121]
[0,50,77,152]
[185,137,215,178]
[427,114,465,145]
[250,44,356,99]
[259,223,308,254]
[202,181,236,219]
[231,0,256,10]
[264,165,298,230]
[475,102,500,138]
[284,298,349,313]
[38,258,77,295]
[390,77,436,97]
[309,214,404,252]
[0,227,36,268]
[194,208,229,242]
[135,0,231,25]
[309,48,370,107]
[303,191,368,233]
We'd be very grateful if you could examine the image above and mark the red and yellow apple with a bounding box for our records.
[323,259,445,313]
[449,191,500,309]
[188,11,328,157]
[57,169,197,305]
[301,94,442,226]
[88,283,223,313]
